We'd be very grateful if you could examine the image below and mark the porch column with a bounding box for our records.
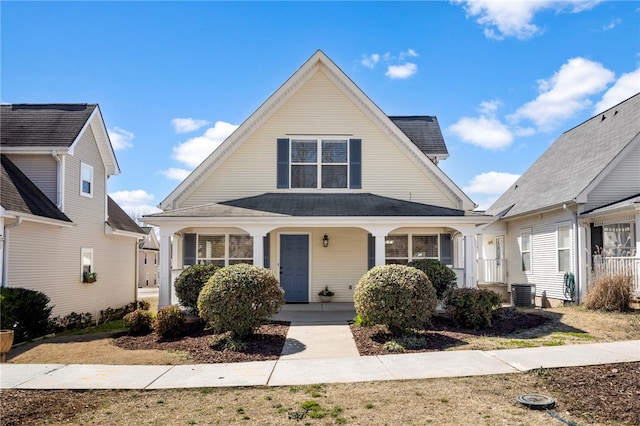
[374,234,386,266]
[158,229,173,309]
[463,234,477,288]
[252,234,265,268]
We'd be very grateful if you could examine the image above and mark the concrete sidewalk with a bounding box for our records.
[2,340,638,390]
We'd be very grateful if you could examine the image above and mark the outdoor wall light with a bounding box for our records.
[322,234,329,248]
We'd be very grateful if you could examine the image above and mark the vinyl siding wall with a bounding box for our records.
[5,126,137,317]
[504,209,576,302]
[181,69,456,209]
[7,154,58,205]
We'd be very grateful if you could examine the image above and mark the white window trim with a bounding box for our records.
[80,162,94,198]
[557,222,573,273]
[520,228,532,272]
[385,233,443,264]
[289,137,350,190]
[81,248,94,281]
[196,234,253,266]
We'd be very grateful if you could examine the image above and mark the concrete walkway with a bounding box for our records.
[1,340,638,389]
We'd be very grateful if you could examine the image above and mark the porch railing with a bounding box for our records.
[592,255,640,296]
[478,258,506,284]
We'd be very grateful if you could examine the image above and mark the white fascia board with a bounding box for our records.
[2,211,75,228]
[0,146,71,155]
[104,223,145,238]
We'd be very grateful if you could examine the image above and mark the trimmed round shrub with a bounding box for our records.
[154,305,186,338]
[174,264,221,313]
[443,288,502,329]
[197,264,284,339]
[0,287,53,343]
[584,274,632,312]
[354,264,437,335]
[407,259,457,300]
[123,309,153,336]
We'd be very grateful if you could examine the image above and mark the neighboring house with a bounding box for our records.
[144,50,491,307]
[483,93,640,306]
[0,104,145,318]
[138,226,160,287]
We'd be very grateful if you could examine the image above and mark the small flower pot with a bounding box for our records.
[319,295,332,303]
[0,330,14,362]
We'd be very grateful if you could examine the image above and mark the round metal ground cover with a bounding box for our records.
[516,394,556,410]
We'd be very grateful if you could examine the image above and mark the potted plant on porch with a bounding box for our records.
[318,286,335,303]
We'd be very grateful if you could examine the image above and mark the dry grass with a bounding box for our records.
[584,274,633,312]
[56,375,578,425]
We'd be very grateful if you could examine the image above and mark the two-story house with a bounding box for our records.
[1,104,144,318]
[144,51,491,307]
[138,226,160,287]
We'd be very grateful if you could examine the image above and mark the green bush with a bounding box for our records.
[354,264,437,335]
[407,259,457,300]
[0,287,53,343]
[123,309,153,336]
[584,274,632,312]
[197,264,284,339]
[443,288,502,329]
[154,305,186,338]
[175,264,221,312]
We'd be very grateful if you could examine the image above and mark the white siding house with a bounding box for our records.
[144,50,491,307]
[1,104,145,318]
[483,93,640,306]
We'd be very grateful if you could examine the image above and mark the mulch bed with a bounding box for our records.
[113,320,289,364]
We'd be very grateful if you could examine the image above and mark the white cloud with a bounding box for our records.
[448,116,513,149]
[455,0,601,40]
[603,18,622,31]
[108,127,134,150]
[109,189,161,218]
[399,49,418,60]
[509,57,615,131]
[361,53,380,69]
[463,171,521,195]
[171,117,211,134]
[385,63,418,79]
[172,121,239,168]
[162,167,192,181]
[594,68,640,113]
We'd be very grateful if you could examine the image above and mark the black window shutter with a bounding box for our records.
[277,138,290,188]
[367,234,375,269]
[263,233,270,268]
[183,233,197,266]
[440,234,452,266]
[349,139,362,189]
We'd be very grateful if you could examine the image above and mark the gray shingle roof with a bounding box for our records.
[486,93,640,218]
[1,104,97,148]
[389,116,449,157]
[107,197,145,234]
[147,193,465,218]
[0,155,72,222]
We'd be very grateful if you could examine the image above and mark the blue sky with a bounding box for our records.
[2,1,639,215]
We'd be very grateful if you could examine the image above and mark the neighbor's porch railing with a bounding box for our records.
[478,258,506,284]
[592,255,640,296]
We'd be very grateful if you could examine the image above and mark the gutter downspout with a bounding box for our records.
[2,217,23,287]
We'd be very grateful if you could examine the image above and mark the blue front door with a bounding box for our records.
[280,235,309,303]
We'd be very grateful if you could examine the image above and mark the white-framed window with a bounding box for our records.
[520,228,532,272]
[557,223,572,272]
[290,138,348,189]
[603,223,634,257]
[81,248,93,280]
[197,234,253,266]
[80,162,93,197]
[385,234,443,265]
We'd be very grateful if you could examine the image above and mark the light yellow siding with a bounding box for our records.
[181,69,456,209]
[138,249,159,287]
[6,126,137,318]
[7,154,58,204]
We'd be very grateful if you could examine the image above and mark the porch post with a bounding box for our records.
[252,234,265,268]
[374,234,386,266]
[158,229,173,309]
[463,234,477,288]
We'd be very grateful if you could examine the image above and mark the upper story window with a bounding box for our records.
[80,162,93,198]
[277,138,361,190]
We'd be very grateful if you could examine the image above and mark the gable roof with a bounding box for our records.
[149,193,465,218]
[159,50,474,211]
[107,196,145,235]
[389,116,449,160]
[487,92,640,218]
[1,104,120,175]
[0,154,72,223]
